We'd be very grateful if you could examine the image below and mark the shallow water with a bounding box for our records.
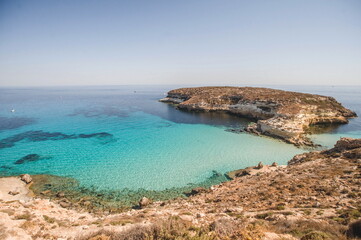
[0,85,360,193]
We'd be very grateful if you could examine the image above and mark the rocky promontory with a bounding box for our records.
[160,87,357,146]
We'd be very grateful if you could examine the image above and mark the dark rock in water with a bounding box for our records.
[78,132,113,138]
[1,165,13,169]
[15,154,41,164]
[0,130,115,149]
[225,128,244,134]
[0,116,36,131]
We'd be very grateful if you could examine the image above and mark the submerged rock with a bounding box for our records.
[0,130,115,149]
[15,154,41,164]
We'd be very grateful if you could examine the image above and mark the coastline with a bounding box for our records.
[0,138,360,239]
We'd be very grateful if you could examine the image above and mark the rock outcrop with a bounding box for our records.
[289,137,361,165]
[160,87,357,146]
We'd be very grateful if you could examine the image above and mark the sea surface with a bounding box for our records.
[0,85,360,194]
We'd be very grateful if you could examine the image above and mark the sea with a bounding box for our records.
[0,85,360,197]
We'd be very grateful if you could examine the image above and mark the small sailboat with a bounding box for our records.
[11,109,15,113]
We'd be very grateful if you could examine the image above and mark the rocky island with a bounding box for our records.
[160,87,357,146]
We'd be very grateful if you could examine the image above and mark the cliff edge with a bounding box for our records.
[160,87,357,146]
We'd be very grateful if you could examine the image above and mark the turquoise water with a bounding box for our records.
[0,85,360,191]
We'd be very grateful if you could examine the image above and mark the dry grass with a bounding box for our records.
[271,219,348,240]
[14,211,33,221]
[77,216,267,240]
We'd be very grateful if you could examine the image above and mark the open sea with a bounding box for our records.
[0,85,360,196]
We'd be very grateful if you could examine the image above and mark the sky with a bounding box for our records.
[0,0,360,87]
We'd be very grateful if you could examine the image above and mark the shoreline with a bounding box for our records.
[0,137,360,239]
[0,169,231,214]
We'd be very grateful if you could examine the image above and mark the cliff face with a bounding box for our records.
[160,87,357,146]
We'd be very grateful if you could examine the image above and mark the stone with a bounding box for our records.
[59,201,71,208]
[235,170,251,177]
[334,137,361,150]
[139,197,150,208]
[41,190,51,195]
[20,174,32,184]
[82,201,91,206]
[189,187,208,195]
[56,192,65,197]
[8,189,20,195]
[256,162,264,169]
[271,162,278,167]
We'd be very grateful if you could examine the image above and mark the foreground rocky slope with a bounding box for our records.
[160,87,356,146]
[0,138,360,239]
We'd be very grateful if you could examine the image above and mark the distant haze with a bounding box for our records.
[0,0,360,87]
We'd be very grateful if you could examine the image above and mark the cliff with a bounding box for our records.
[160,87,357,146]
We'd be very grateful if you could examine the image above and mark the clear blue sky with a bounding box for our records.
[0,0,360,86]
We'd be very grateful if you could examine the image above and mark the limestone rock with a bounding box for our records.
[256,162,264,169]
[59,200,71,208]
[139,197,150,208]
[56,192,65,198]
[20,174,32,184]
[334,137,361,150]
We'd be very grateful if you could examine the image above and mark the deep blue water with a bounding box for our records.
[0,85,360,191]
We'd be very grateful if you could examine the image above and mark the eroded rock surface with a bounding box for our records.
[160,87,357,146]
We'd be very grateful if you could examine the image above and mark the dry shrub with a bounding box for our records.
[271,219,347,240]
[78,216,269,240]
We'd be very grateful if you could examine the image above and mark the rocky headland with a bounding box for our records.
[160,87,357,146]
[0,138,360,239]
